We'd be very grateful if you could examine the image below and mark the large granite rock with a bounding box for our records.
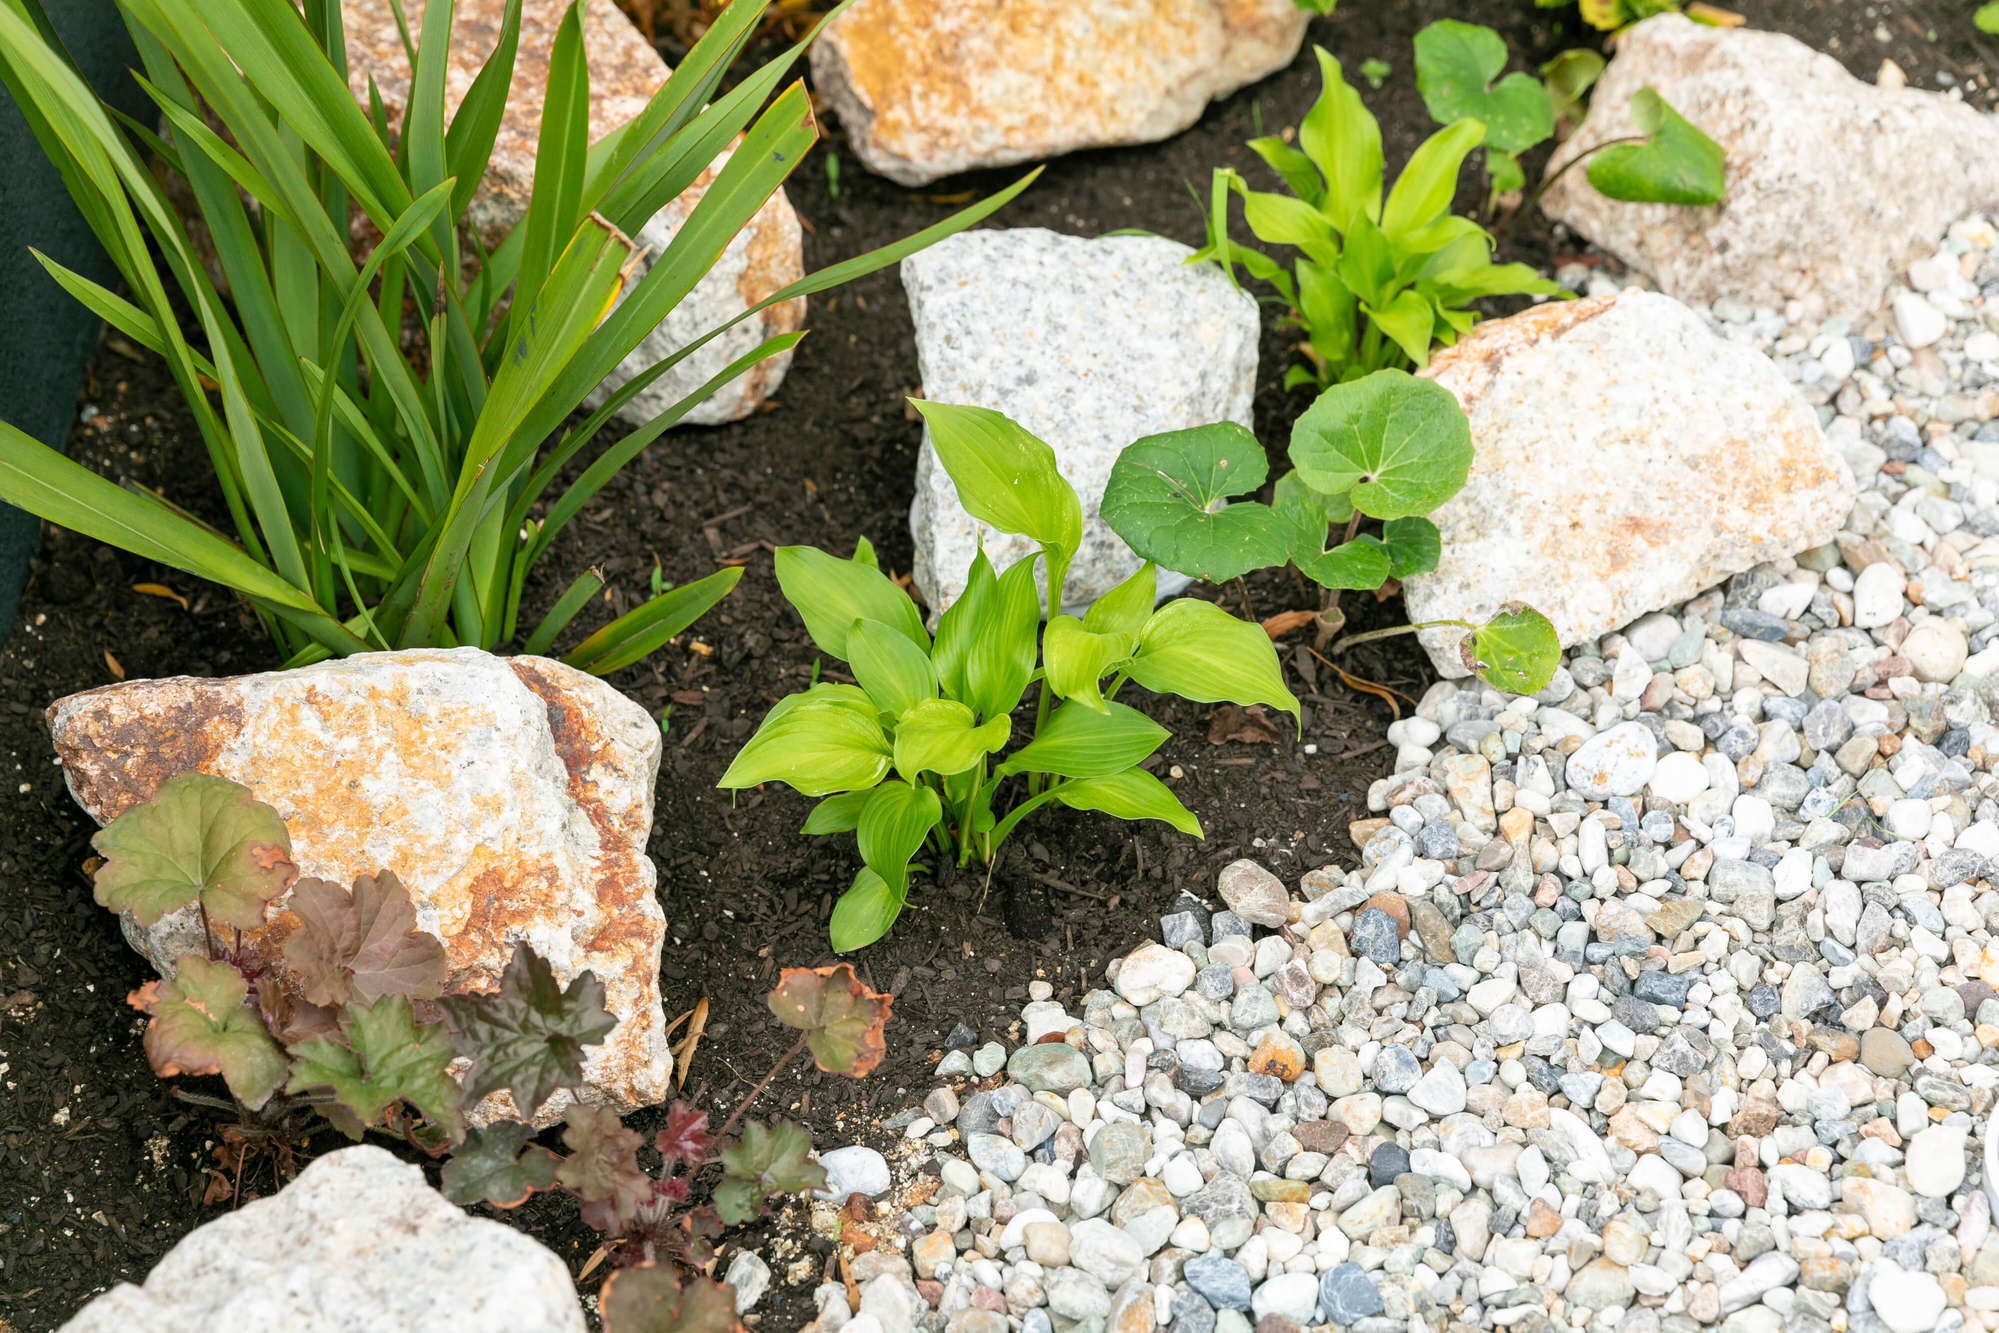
[903,228,1259,615]
[1540,15,1999,319]
[343,0,804,425]
[1405,290,1855,677]
[810,0,1309,187]
[59,1146,585,1332]
[48,648,669,1125]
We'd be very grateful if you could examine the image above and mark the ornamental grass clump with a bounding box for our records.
[0,0,1025,674]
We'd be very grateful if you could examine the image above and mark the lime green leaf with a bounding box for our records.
[1298,47,1382,231]
[802,790,872,835]
[996,701,1169,780]
[767,962,894,1077]
[1098,424,1290,582]
[719,685,894,796]
[1461,603,1561,694]
[912,401,1083,563]
[940,552,1041,723]
[281,870,447,1008]
[1382,119,1488,235]
[1053,769,1203,837]
[855,780,941,897]
[440,1121,561,1208]
[1585,88,1725,206]
[717,1119,825,1224]
[92,772,297,930]
[438,946,617,1120]
[1486,147,1525,194]
[286,994,465,1140]
[847,618,938,719]
[1980,2,1999,33]
[129,955,288,1109]
[1042,615,1136,713]
[774,543,927,661]
[1413,21,1553,153]
[1289,369,1472,519]
[1083,561,1158,640]
[1541,48,1605,127]
[598,1264,742,1333]
[893,698,1010,780]
[829,865,903,953]
[1126,599,1301,721]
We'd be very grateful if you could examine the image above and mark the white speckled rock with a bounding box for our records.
[810,0,1308,187]
[343,0,803,426]
[1539,15,1999,318]
[58,1146,584,1332]
[903,228,1259,615]
[1406,290,1854,675]
[47,648,668,1127]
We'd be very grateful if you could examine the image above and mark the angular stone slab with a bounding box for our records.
[1404,290,1855,677]
[810,0,1308,187]
[1540,14,1999,319]
[903,228,1259,616]
[48,647,669,1125]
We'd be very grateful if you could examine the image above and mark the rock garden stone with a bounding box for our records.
[1406,290,1854,674]
[47,647,668,1126]
[809,0,1307,186]
[343,0,803,425]
[1541,14,1999,317]
[903,228,1258,614]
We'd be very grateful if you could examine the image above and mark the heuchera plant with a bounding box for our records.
[720,401,1299,952]
[1099,369,1561,695]
[1192,46,1564,390]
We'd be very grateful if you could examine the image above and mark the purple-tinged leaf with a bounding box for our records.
[282,870,448,1008]
[598,1263,742,1333]
[556,1104,651,1234]
[128,955,288,1109]
[441,1121,561,1208]
[286,995,465,1141]
[766,964,892,1077]
[439,946,616,1119]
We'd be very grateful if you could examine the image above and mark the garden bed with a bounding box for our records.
[1,0,1994,1329]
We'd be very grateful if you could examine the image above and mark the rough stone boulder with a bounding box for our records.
[902,228,1259,615]
[58,1146,585,1332]
[343,0,804,425]
[1404,290,1855,677]
[48,647,669,1124]
[810,0,1308,187]
[1540,14,1999,319]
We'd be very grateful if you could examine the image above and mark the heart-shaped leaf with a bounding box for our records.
[767,962,894,1077]
[282,870,448,1008]
[715,1119,825,1224]
[1289,369,1473,519]
[128,955,288,1110]
[1585,87,1725,206]
[1460,603,1560,694]
[1414,20,1554,154]
[599,1264,742,1333]
[286,994,464,1140]
[556,1103,652,1233]
[440,1121,561,1208]
[438,945,617,1120]
[92,772,297,929]
[1369,516,1443,579]
[1098,424,1291,582]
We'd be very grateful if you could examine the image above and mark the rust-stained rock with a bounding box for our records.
[810,0,1309,187]
[1540,15,1999,318]
[48,647,668,1126]
[342,0,804,425]
[1404,289,1854,677]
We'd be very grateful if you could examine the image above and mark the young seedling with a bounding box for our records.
[720,403,1299,951]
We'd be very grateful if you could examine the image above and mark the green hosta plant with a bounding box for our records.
[720,402,1299,951]
[0,0,1027,675]
[1415,20,1724,209]
[1100,369,1560,694]
[1535,0,1686,31]
[1193,46,1564,391]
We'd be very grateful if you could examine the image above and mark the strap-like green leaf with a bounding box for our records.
[564,566,742,676]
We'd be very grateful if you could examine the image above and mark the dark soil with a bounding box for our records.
[0,2,1992,1330]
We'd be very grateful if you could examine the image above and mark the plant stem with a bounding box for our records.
[1502,135,1650,242]
[1328,617,1475,653]
[713,1031,809,1145]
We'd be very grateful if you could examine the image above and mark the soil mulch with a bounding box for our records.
[1,2,1991,1329]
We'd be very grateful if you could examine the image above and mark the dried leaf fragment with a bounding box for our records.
[766,963,892,1077]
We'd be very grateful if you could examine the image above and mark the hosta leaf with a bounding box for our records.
[1042,615,1134,713]
[715,1119,825,1224]
[286,994,464,1140]
[655,1103,712,1167]
[1053,768,1204,838]
[440,1121,561,1208]
[1082,561,1158,640]
[801,790,872,835]
[1289,369,1472,519]
[855,781,941,901]
[128,955,288,1110]
[996,700,1169,780]
[1413,20,1553,153]
[1098,424,1290,582]
[846,617,938,720]
[281,870,447,1008]
[912,401,1083,564]
[439,946,617,1120]
[718,685,894,797]
[557,1103,652,1233]
[1126,599,1301,722]
[1460,603,1561,695]
[92,773,296,929]
[1585,88,1725,206]
[774,543,928,661]
[892,698,1010,781]
[767,962,894,1077]
[598,1263,742,1333]
[829,866,904,953]
[959,554,1042,722]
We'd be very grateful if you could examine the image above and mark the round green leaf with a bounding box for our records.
[1413,20,1554,154]
[92,772,297,930]
[1289,369,1472,520]
[1099,424,1291,582]
[1585,88,1725,206]
[1372,516,1442,579]
[1462,604,1560,695]
[1295,539,1392,592]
